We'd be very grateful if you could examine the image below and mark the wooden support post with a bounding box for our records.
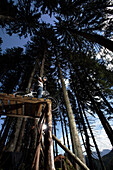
[44,101,55,170]
[32,112,46,170]
[52,135,90,170]
[32,127,43,170]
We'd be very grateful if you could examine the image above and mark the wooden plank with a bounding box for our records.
[16,101,23,115]
[44,101,55,170]
[30,103,36,117]
[0,93,50,118]
[0,93,7,97]
[9,99,17,115]
[1,97,45,104]
[1,113,35,119]
[24,103,30,116]
[42,103,48,114]
[2,99,10,113]
[23,97,30,116]
[0,93,46,104]
[35,103,43,117]
[0,94,9,114]
[35,99,45,117]
[12,96,24,115]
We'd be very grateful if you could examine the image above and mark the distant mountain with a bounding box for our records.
[93,149,111,158]
[99,149,111,157]
[93,149,113,170]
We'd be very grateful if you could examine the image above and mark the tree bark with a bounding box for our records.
[83,108,106,170]
[40,50,46,77]
[77,96,94,170]
[0,117,7,137]
[59,110,66,146]
[86,72,113,114]
[58,64,85,170]
[0,117,13,152]
[34,50,46,150]
[27,58,39,90]
[75,68,113,146]
[15,118,26,152]
[62,108,71,150]
[53,115,58,156]
[90,96,113,146]
[44,101,55,170]
[0,15,14,21]
[7,117,23,152]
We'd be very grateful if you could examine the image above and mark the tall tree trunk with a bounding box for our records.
[72,76,94,169]
[44,101,55,170]
[0,117,7,137]
[76,68,113,146]
[69,29,113,52]
[58,82,67,147]
[27,58,39,90]
[7,117,23,152]
[0,15,14,21]
[83,108,106,170]
[90,95,113,146]
[62,108,71,150]
[16,58,39,152]
[40,50,46,77]
[59,111,66,146]
[15,118,26,152]
[86,72,113,114]
[34,50,46,151]
[0,117,13,152]
[76,93,94,170]
[58,64,85,170]
[53,115,58,156]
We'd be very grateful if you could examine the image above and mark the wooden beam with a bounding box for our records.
[44,102,55,170]
[0,113,39,119]
[52,135,90,170]
[0,93,50,104]
[0,93,51,117]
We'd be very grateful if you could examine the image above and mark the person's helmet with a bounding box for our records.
[43,76,47,81]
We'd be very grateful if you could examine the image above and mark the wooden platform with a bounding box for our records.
[0,93,51,118]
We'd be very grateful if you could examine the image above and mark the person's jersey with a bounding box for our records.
[38,77,43,87]
[43,81,46,90]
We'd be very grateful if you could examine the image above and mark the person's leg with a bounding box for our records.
[37,86,43,99]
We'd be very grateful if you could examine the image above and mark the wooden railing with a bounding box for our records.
[0,93,50,118]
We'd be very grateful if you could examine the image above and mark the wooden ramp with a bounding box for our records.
[0,93,89,170]
[0,93,55,170]
[0,93,51,118]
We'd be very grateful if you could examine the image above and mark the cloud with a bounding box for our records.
[90,127,112,152]
[56,115,112,157]
[79,117,112,156]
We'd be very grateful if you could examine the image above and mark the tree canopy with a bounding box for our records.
[0,0,113,169]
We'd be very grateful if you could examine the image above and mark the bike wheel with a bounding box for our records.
[47,96,58,111]
[13,91,25,96]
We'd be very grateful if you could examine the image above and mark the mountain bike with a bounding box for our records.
[13,89,58,111]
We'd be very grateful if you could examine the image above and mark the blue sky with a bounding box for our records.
[0,28,30,53]
[0,14,55,53]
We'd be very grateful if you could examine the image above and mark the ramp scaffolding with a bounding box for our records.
[0,93,89,170]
